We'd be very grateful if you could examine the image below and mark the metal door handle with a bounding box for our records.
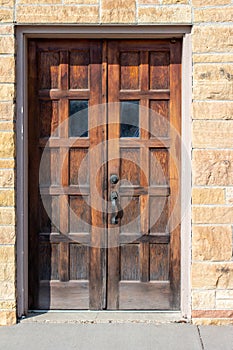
[110,174,119,185]
[111,191,118,225]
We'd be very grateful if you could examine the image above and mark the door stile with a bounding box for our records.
[59,50,70,282]
[107,41,121,309]
[101,39,108,309]
[89,40,107,309]
[139,51,150,283]
[169,41,182,308]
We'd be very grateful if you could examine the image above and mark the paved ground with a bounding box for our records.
[0,317,233,350]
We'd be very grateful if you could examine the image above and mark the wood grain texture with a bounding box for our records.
[107,39,181,310]
[168,41,182,309]
[150,100,169,138]
[120,149,140,185]
[69,50,89,90]
[29,39,181,311]
[149,51,170,90]
[39,100,59,138]
[120,51,140,90]
[107,40,121,309]
[119,282,172,310]
[38,51,59,90]
[28,39,105,310]
[69,148,89,185]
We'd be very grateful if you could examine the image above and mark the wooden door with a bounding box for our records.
[28,39,107,309]
[28,39,181,311]
[107,40,181,310]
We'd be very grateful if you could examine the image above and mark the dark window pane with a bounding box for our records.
[69,100,88,137]
[120,101,139,138]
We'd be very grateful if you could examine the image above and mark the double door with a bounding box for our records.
[28,39,181,310]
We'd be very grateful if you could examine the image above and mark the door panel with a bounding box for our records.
[28,39,181,311]
[107,40,181,309]
[28,39,106,310]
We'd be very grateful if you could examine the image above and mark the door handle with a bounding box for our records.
[111,191,118,225]
[110,174,119,185]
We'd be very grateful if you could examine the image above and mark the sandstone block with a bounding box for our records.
[0,189,14,206]
[216,290,233,299]
[193,64,233,100]
[64,0,98,3]
[138,5,191,23]
[192,26,233,53]
[216,265,233,289]
[192,0,231,5]
[0,246,14,263]
[193,310,233,318]
[192,262,221,289]
[0,56,15,83]
[192,206,233,224]
[0,9,14,22]
[16,5,99,23]
[192,150,233,186]
[0,102,14,121]
[192,188,225,205]
[216,300,233,309]
[0,25,14,35]
[0,170,14,187]
[192,226,232,261]
[192,290,215,310]
[193,54,233,64]
[19,0,61,3]
[192,318,233,326]
[0,310,16,326]
[0,132,15,158]
[0,122,14,131]
[0,0,14,5]
[192,121,233,148]
[0,208,15,225]
[0,36,14,54]
[226,188,233,204]
[0,300,16,309]
[0,226,15,244]
[192,262,233,289]
[0,84,15,100]
[216,290,233,309]
[0,263,15,282]
[194,7,233,23]
[162,0,188,3]
[192,101,233,120]
[0,160,15,169]
[138,0,160,4]
[0,281,15,299]
[101,0,135,23]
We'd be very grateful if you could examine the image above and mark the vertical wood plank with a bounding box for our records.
[139,50,150,282]
[59,50,69,282]
[89,40,106,309]
[169,40,182,308]
[101,39,108,308]
[107,40,120,309]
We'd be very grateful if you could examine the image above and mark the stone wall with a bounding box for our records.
[0,0,232,325]
[191,0,233,325]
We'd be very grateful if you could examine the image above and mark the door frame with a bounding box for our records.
[16,25,192,319]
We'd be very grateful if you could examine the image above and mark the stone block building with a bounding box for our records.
[0,0,233,326]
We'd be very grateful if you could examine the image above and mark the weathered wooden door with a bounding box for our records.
[28,39,181,310]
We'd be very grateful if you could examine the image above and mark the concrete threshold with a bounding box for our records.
[20,311,186,324]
